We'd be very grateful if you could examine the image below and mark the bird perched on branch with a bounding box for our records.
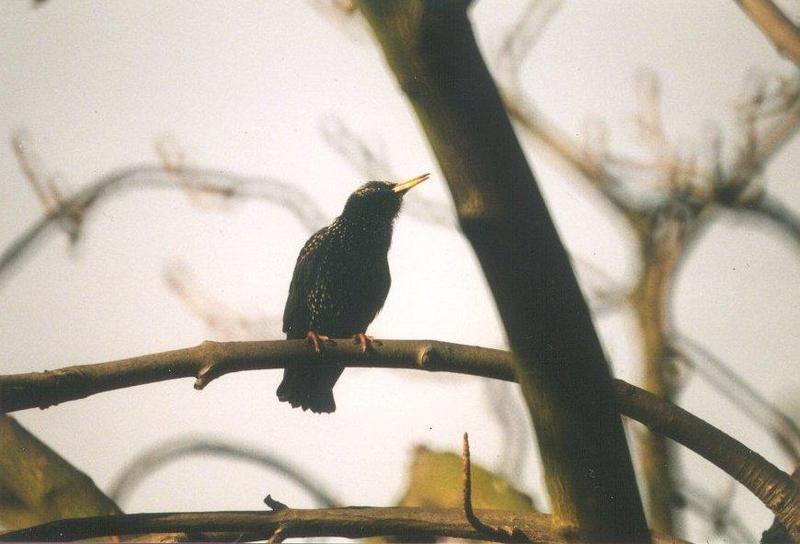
[277,174,429,413]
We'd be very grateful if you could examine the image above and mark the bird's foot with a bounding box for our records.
[305,330,334,352]
[352,333,382,353]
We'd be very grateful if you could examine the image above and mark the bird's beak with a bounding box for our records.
[392,173,429,194]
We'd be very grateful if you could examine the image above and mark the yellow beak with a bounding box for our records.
[392,173,429,194]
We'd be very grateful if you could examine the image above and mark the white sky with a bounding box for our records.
[2,1,800,541]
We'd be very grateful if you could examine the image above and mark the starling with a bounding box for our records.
[277,173,429,413]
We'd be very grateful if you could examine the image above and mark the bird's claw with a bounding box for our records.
[352,333,381,353]
[305,331,334,352]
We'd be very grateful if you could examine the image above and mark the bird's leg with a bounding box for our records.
[352,333,382,353]
[305,330,333,352]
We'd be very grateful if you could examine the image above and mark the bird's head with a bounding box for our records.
[342,173,429,224]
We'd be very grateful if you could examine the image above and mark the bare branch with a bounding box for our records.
[739,195,800,251]
[734,0,800,65]
[462,432,517,539]
[618,380,800,540]
[0,505,686,543]
[0,164,329,287]
[108,436,339,508]
[0,339,515,413]
[2,338,800,532]
[671,333,800,464]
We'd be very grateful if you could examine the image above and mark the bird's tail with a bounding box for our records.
[276,365,343,414]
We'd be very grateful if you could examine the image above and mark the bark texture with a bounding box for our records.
[357,2,647,540]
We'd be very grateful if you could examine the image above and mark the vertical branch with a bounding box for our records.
[633,251,681,533]
[358,2,648,541]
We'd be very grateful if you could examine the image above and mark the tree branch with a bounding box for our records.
[0,164,327,288]
[740,195,800,251]
[0,506,690,543]
[618,380,800,540]
[3,338,800,535]
[734,0,800,65]
[0,339,514,413]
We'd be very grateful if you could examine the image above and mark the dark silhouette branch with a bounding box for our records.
[108,436,339,508]
[740,195,800,251]
[0,506,690,544]
[2,338,800,534]
[358,2,647,540]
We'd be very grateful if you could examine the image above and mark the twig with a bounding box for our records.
[462,432,517,540]
[263,495,288,512]
[265,525,286,544]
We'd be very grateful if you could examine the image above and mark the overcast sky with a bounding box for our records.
[2,2,800,541]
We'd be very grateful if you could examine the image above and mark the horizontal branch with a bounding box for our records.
[2,338,800,535]
[0,339,512,412]
[0,506,683,543]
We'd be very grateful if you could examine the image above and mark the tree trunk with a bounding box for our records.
[359,2,648,540]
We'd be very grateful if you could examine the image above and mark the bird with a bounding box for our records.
[277,173,429,413]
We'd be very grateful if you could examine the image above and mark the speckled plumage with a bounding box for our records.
[277,178,425,413]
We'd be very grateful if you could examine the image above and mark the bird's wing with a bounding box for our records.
[282,226,329,337]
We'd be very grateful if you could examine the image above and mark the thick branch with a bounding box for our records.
[0,339,513,413]
[0,506,687,543]
[358,2,647,540]
[619,381,800,540]
[734,0,800,65]
[3,338,800,535]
